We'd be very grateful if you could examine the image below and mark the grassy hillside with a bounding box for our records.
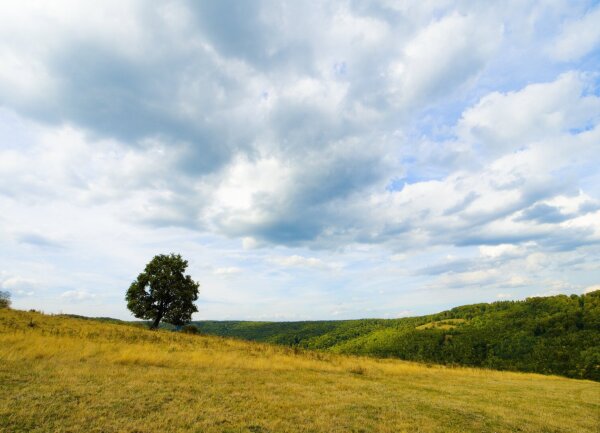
[195,291,600,380]
[1,309,599,433]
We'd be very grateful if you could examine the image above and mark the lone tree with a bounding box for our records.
[0,290,11,309]
[126,254,199,329]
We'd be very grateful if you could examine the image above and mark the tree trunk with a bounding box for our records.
[150,314,162,329]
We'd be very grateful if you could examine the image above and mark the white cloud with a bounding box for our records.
[479,244,524,259]
[457,72,600,155]
[268,255,340,271]
[550,5,600,61]
[0,272,38,296]
[507,275,530,287]
[395,310,414,318]
[0,276,36,291]
[242,237,259,250]
[207,156,291,224]
[389,13,501,106]
[583,285,600,294]
[60,290,96,301]
[434,269,500,288]
[213,267,242,276]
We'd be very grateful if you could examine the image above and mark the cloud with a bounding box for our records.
[516,203,572,224]
[395,310,414,318]
[17,233,63,249]
[432,269,501,289]
[0,275,37,292]
[0,1,599,319]
[2,67,598,256]
[268,255,340,271]
[583,285,600,294]
[417,257,478,276]
[60,290,97,301]
[3,3,596,252]
[550,5,600,61]
[213,267,242,276]
[479,244,525,259]
[389,13,502,107]
[456,72,600,156]
[443,191,480,216]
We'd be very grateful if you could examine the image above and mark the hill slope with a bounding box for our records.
[1,308,599,433]
[195,291,600,380]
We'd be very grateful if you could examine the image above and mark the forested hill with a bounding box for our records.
[195,291,600,381]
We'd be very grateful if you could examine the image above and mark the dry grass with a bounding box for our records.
[0,309,598,433]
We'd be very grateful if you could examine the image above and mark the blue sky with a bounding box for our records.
[1,1,599,320]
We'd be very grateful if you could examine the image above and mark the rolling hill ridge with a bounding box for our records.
[194,291,600,381]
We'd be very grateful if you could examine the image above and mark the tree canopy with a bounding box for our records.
[126,254,199,329]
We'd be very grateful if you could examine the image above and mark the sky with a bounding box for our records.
[1,1,600,321]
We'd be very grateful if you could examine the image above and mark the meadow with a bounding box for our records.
[1,309,598,433]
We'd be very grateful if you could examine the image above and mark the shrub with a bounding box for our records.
[0,291,11,309]
[181,324,200,334]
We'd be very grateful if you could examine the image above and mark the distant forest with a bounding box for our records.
[194,291,600,381]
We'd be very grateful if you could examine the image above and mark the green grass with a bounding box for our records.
[1,308,598,433]
[415,318,467,330]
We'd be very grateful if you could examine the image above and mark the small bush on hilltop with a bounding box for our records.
[0,291,11,309]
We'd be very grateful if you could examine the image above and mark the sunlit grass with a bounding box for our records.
[1,309,598,432]
[415,318,467,330]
